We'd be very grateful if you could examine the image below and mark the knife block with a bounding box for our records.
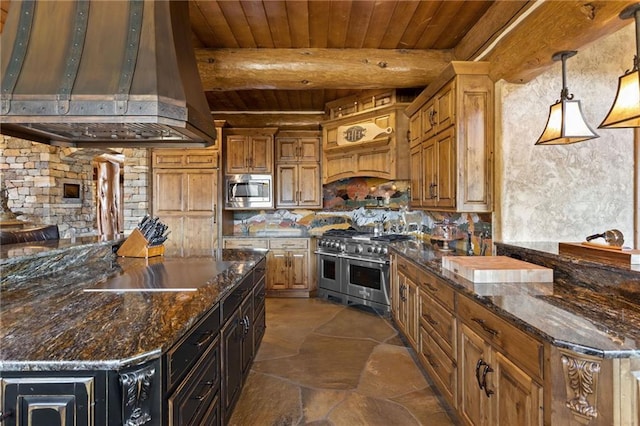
[117,228,165,258]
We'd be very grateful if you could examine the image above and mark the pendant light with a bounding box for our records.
[536,51,599,145]
[600,3,640,128]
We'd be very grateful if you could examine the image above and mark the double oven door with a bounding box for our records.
[342,255,390,312]
[317,252,343,293]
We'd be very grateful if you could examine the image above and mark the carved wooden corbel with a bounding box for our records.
[560,351,601,423]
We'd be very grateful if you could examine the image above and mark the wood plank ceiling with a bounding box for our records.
[1,1,637,128]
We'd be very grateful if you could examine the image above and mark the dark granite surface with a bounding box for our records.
[0,247,265,372]
[390,240,640,359]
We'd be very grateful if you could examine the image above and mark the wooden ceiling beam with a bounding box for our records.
[482,1,636,84]
[195,48,453,91]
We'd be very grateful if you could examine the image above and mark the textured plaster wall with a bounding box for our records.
[498,23,635,245]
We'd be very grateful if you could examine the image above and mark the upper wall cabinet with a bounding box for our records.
[224,128,277,175]
[275,130,322,209]
[321,90,412,184]
[406,62,494,213]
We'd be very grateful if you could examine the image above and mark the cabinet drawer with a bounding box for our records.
[223,238,269,250]
[396,256,421,283]
[253,275,266,311]
[458,295,543,380]
[419,326,456,405]
[419,290,456,356]
[222,276,253,324]
[166,305,220,391]
[269,238,309,249]
[419,272,455,311]
[169,338,220,426]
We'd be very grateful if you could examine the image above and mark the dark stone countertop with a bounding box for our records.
[390,240,640,359]
[0,249,266,372]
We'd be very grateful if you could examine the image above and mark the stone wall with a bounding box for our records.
[0,136,150,237]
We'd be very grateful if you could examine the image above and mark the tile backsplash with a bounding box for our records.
[230,177,493,255]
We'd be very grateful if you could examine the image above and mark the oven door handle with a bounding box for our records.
[340,254,389,265]
[314,251,340,258]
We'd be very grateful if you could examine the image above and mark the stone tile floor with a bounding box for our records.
[229,298,457,425]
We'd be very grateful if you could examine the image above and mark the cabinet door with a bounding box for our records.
[458,324,492,426]
[289,250,309,290]
[221,310,243,422]
[155,171,185,212]
[491,352,542,426]
[275,138,298,162]
[183,216,217,256]
[276,164,297,207]
[421,139,437,207]
[435,128,455,208]
[421,100,436,140]
[405,275,418,347]
[249,136,273,173]
[435,81,455,131]
[186,171,217,212]
[297,164,321,207]
[267,249,289,290]
[240,295,255,377]
[298,138,320,162]
[1,376,96,426]
[409,145,422,207]
[226,136,249,174]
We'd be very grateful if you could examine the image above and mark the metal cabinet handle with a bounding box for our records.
[482,364,494,397]
[426,354,438,369]
[429,183,437,199]
[471,318,499,337]
[475,359,485,390]
[0,410,13,422]
[194,331,215,349]
[423,313,438,326]
[422,281,438,293]
[193,380,216,401]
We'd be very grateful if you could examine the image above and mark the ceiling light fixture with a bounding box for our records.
[536,51,599,145]
[600,3,640,128]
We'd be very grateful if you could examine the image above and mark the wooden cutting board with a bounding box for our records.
[442,256,553,283]
[559,242,640,266]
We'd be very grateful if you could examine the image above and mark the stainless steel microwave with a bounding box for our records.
[225,174,273,209]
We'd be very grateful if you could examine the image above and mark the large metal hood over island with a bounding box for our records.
[0,0,216,147]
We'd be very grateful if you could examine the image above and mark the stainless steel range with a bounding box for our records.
[315,229,412,315]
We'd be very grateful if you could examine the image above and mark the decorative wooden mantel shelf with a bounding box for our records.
[116,228,165,258]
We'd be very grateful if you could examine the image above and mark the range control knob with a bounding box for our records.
[382,247,388,254]
[355,245,363,254]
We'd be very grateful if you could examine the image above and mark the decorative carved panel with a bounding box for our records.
[560,351,601,423]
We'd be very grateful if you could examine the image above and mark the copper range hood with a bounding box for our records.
[0,0,216,148]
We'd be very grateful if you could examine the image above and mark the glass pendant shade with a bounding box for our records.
[599,69,640,128]
[536,99,599,145]
[536,50,598,145]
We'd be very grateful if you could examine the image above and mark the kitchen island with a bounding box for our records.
[0,238,266,425]
[389,240,640,426]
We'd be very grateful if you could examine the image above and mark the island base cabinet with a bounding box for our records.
[0,374,105,426]
[458,324,542,426]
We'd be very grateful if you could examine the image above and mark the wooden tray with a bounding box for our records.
[442,256,553,283]
[559,242,639,266]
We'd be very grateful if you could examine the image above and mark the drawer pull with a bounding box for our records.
[423,313,438,326]
[193,381,215,401]
[194,331,215,349]
[471,318,499,337]
[422,281,438,293]
[426,354,438,369]
[0,410,13,422]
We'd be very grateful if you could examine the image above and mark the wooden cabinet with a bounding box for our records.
[220,260,265,423]
[418,271,457,408]
[224,128,276,175]
[267,239,311,296]
[457,295,543,426]
[393,255,419,347]
[275,131,322,208]
[223,237,316,297]
[406,62,494,212]
[321,90,411,183]
[458,323,543,426]
[276,163,321,208]
[153,168,218,256]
